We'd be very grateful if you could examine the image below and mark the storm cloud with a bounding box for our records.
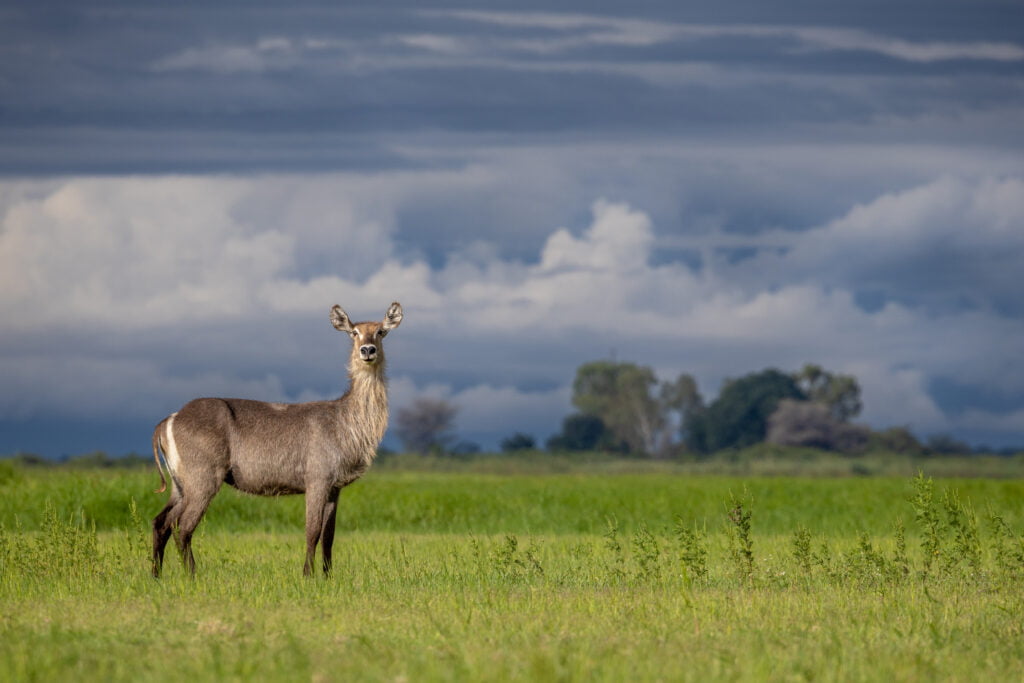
[1,0,1022,455]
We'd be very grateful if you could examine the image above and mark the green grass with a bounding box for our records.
[2,464,1023,536]
[2,462,1024,681]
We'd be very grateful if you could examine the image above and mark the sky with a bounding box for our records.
[2,0,1024,457]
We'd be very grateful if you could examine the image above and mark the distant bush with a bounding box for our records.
[395,397,458,455]
[1,452,152,469]
[4,452,51,467]
[925,433,973,455]
[546,413,612,452]
[766,399,870,454]
[869,426,926,455]
[449,441,482,457]
[500,433,536,452]
[64,452,152,469]
[0,459,20,486]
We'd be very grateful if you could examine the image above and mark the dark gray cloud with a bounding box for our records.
[2,1,1022,173]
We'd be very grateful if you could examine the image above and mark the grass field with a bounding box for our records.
[1,458,1023,681]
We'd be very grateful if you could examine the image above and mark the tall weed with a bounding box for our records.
[891,518,910,578]
[988,510,1024,578]
[910,472,942,574]
[492,534,544,582]
[675,517,709,583]
[602,516,626,582]
[726,491,755,581]
[941,489,981,573]
[631,524,661,582]
[791,526,813,576]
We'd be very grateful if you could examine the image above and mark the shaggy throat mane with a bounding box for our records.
[340,364,390,460]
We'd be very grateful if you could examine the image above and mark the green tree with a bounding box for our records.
[687,369,805,453]
[395,397,458,455]
[546,413,611,452]
[793,364,862,421]
[660,373,704,450]
[572,361,665,454]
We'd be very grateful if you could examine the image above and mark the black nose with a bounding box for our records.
[360,345,377,360]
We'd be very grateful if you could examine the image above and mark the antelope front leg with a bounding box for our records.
[319,488,341,576]
[303,488,329,577]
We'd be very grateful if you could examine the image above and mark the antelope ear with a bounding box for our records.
[330,305,354,333]
[382,302,403,331]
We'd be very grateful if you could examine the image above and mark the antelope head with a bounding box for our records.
[330,302,404,368]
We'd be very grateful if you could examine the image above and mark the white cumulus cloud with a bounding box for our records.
[1,173,1023,445]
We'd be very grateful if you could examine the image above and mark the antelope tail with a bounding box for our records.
[152,418,168,494]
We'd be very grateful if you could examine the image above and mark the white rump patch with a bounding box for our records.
[165,412,181,474]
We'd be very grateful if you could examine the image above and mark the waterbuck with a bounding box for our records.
[150,302,403,577]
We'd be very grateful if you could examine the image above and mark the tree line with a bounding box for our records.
[0,362,1001,465]
[541,361,873,457]
[0,361,997,465]
[395,361,997,458]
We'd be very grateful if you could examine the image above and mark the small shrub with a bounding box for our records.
[0,459,22,487]
[791,526,813,575]
[493,534,519,579]
[941,489,981,573]
[566,542,595,584]
[892,519,909,578]
[988,510,1024,577]
[631,524,661,582]
[0,523,10,579]
[602,516,626,582]
[485,535,545,583]
[726,492,755,580]
[675,518,708,583]
[910,472,942,574]
[848,532,890,585]
[812,541,837,580]
[3,501,106,584]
